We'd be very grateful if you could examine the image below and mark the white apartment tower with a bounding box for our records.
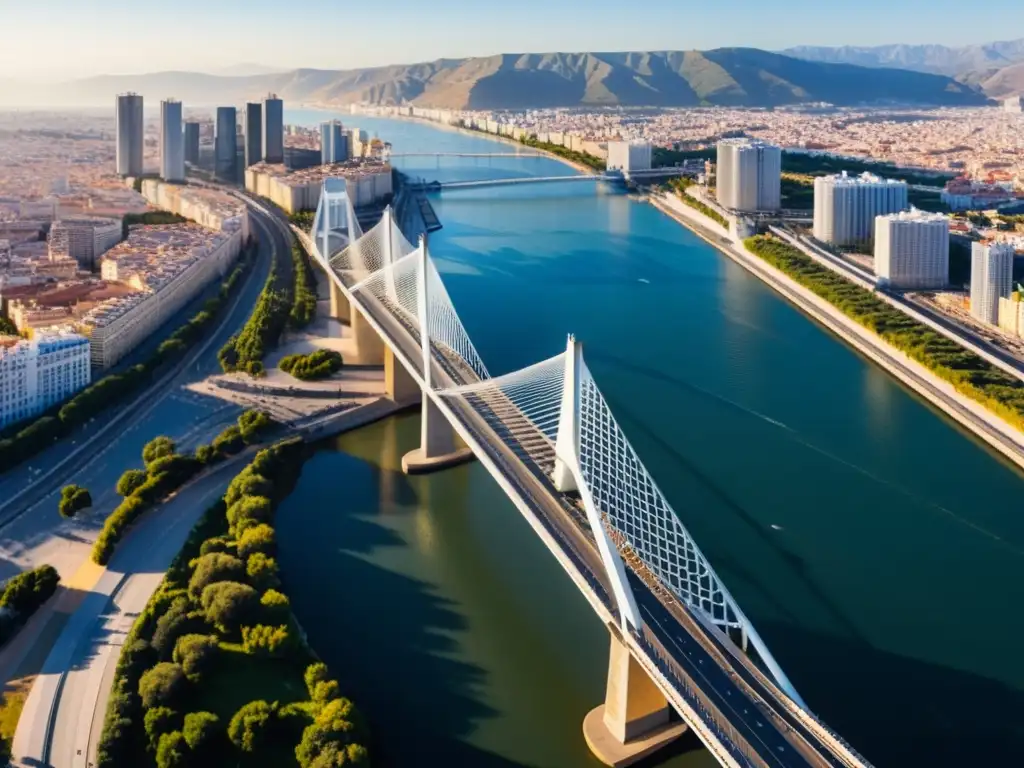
[160,99,185,182]
[115,93,144,177]
[716,138,781,212]
[874,209,949,289]
[970,241,1015,325]
[813,172,908,246]
[0,332,91,428]
[606,141,653,173]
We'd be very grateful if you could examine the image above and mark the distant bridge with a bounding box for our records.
[388,152,549,159]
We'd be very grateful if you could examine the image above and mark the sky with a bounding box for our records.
[4,0,1024,80]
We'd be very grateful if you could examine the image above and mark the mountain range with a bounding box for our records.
[784,38,1024,98]
[0,48,988,110]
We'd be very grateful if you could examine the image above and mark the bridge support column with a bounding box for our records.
[401,396,473,474]
[349,306,385,366]
[385,347,420,406]
[329,278,350,323]
[584,627,687,767]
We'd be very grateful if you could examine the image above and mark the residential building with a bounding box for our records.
[998,293,1024,337]
[245,102,263,168]
[160,99,185,182]
[262,94,284,164]
[244,160,393,213]
[184,121,201,165]
[214,107,238,181]
[874,209,949,289]
[606,141,652,173]
[48,217,123,269]
[319,120,349,164]
[970,241,1015,324]
[813,172,909,246]
[0,331,91,428]
[115,92,144,177]
[716,138,781,212]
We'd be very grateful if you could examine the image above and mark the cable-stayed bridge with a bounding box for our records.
[281,180,874,768]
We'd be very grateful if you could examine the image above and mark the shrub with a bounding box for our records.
[138,662,186,709]
[200,581,259,633]
[226,496,272,534]
[172,634,219,682]
[143,436,176,467]
[194,444,218,466]
[211,424,244,456]
[151,597,200,658]
[58,484,92,518]
[144,706,179,751]
[304,663,330,696]
[225,471,273,508]
[188,553,245,601]
[259,589,290,622]
[227,700,276,753]
[155,730,187,768]
[279,349,343,381]
[246,553,280,590]
[241,623,292,657]
[238,523,276,559]
[116,469,147,497]
[183,711,220,752]
[0,564,60,617]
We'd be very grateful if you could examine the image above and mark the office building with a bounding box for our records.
[874,209,949,289]
[262,94,284,164]
[48,216,123,269]
[970,241,1015,324]
[159,99,185,182]
[319,120,349,164]
[716,138,781,212]
[813,172,908,246]
[184,121,201,165]
[245,102,263,168]
[606,141,653,173]
[0,331,91,428]
[214,107,238,181]
[115,92,144,177]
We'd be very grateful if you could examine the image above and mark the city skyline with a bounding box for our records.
[3,0,1024,80]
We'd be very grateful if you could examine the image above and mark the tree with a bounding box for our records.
[116,469,147,497]
[188,553,245,601]
[144,707,179,752]
[295,697,365,768]
[246,553,280,591]
[241,623,292,657]
[172,634,219,682]
[155,731,187,768]
[200,581,259,634]
[138,662,186,709]
[238,523,276,560]
[151,597,202,658]
[227,700,276,753]
[143,436,176,467]
[226,496,272,534]
[0,564,60,616]
[183,711,220,752]
[304,663,330,696]
[58,484,92,518]
[259,589,290,623]
[225,472,273,507]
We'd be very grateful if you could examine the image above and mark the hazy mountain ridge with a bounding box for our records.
[0,49,988,109]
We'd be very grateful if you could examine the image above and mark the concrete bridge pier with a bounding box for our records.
[385,347,420,406]
[349,306,386,366]
[401,395,474,474]
[329,278,350,323]
[584,626,687,767]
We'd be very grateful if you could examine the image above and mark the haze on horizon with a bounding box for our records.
[4,0,1024,81]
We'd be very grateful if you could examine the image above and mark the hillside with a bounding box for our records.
[785,39,1024,77]
[0,49,988,109]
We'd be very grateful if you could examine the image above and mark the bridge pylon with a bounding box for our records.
[402,237,474,475]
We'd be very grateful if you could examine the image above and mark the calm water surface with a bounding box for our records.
[276,109,1024,767]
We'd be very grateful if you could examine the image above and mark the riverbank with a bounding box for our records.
[651,191,1024,474]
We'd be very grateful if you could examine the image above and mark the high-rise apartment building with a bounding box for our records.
[48,216,123,269]
[716,138,781,212]
[0,331,91,428]
[606,141,653,173]
[215,107,238,180]
[813,172,908,246]
[262,94,284,164]
[874,209,949,289]
[115,92,144,177]
[319,120,349,164]
[184,121,201,165]
[160,99,185,182]
[245,102,263,168]
[970,241,1015,324]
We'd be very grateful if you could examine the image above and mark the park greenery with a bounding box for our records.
[0,251,253,475]
[58,484,92,519]
[744,236,1024,432]
[95,440,368,768]
[0,565,60,647]
[288,211,315,231]
[279,350,343,381]
[219,266,292,377]
[516,134,606,172]
[290,241,319,330]
[93,411,274,566]
[666,178,729,228]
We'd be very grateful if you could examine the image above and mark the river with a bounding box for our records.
[276,109,1024,768]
